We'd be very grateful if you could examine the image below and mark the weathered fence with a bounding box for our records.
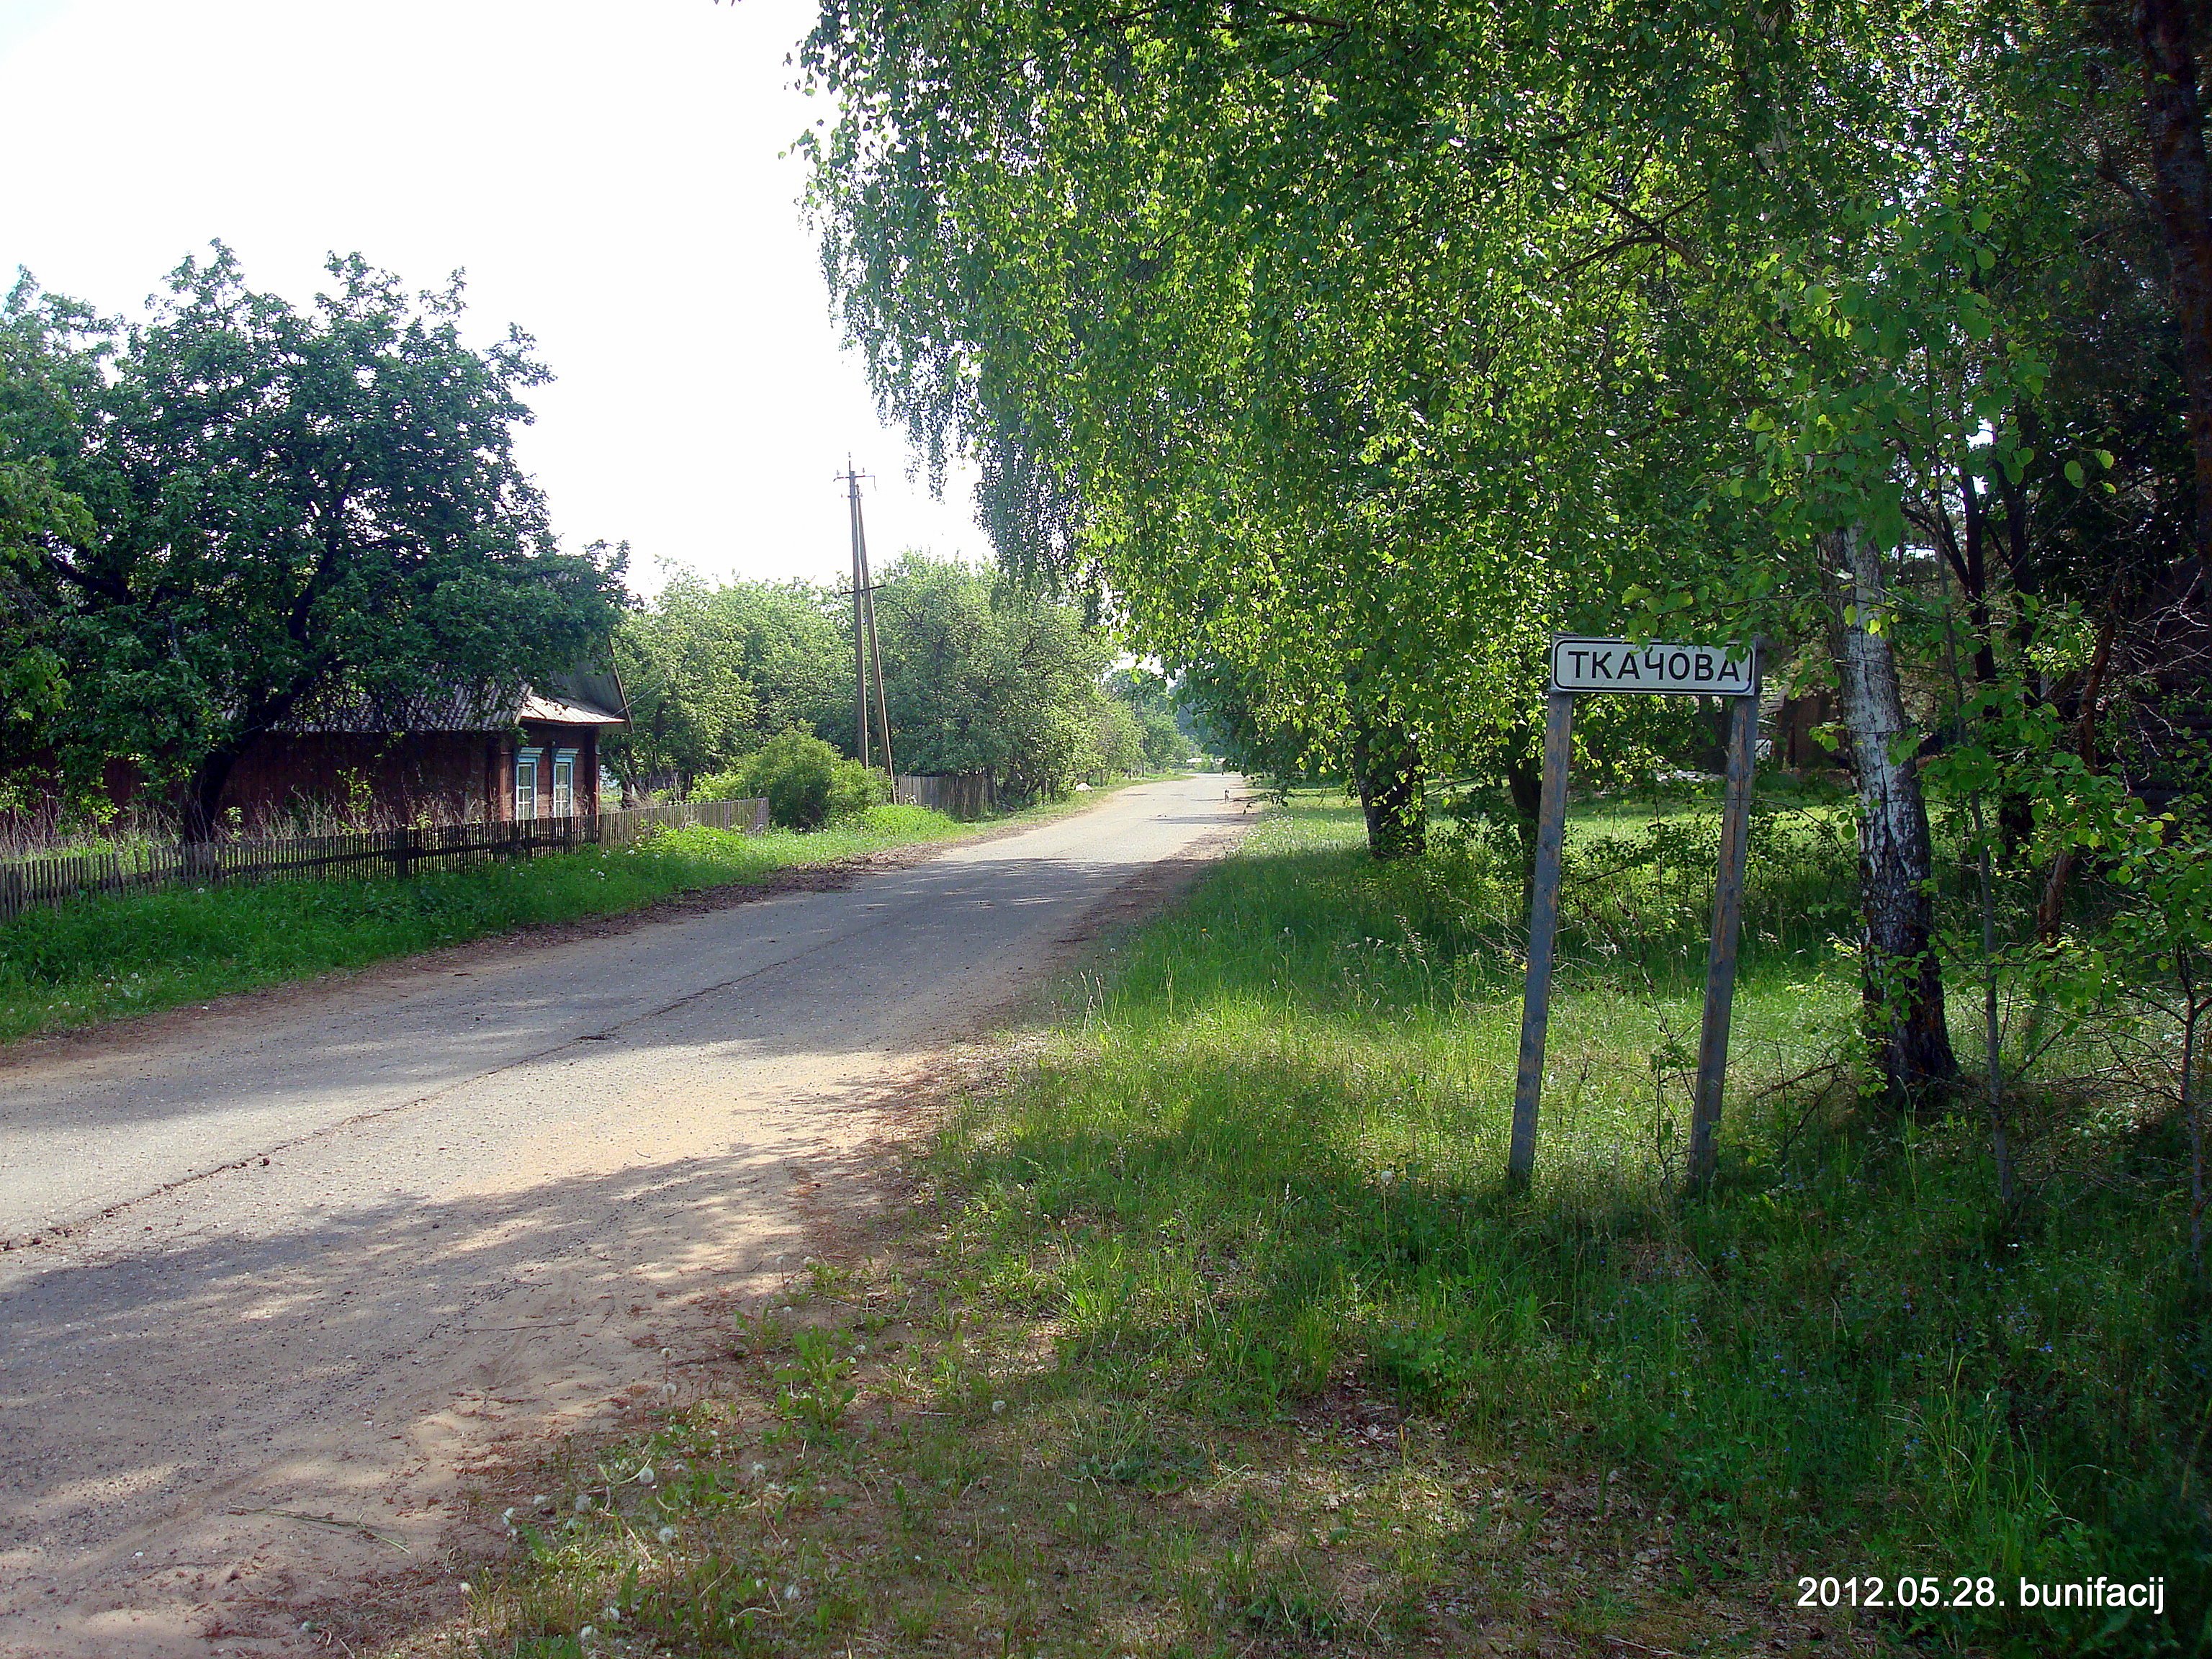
[0,796,771,922]
[894,773,996,819]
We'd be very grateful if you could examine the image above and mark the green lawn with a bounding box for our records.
[408,790,2210,1656]
[0,804,979,1046]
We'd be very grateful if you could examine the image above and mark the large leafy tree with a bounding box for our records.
[606,572,760,799]
[4,248,624,835]
[606,572,850,796]
[870,553,1119,800]
[0,282,99,785]
[801,0,2201,1095]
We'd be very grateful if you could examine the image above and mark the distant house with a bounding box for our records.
[217,670,629,828]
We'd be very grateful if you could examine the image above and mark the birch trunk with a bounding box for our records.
[1351,719,1426,860]
[1824,526,1959,1100]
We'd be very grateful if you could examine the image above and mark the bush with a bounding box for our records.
[827,755,891,820]
[710,731,886,830]
[688,768,752,804]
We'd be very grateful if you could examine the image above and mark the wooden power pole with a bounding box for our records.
[844,460,870,768]
[841,461,895,788]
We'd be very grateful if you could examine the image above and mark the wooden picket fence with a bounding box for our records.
[0,796,771,922]
[894,772,996,819]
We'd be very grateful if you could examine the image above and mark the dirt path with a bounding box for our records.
[0,776,1250,1656]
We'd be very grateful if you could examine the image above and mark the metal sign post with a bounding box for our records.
[1507,638,1761,1192]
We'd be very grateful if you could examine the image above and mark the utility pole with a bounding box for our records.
[857,487,896,791]
[840,460,896,789]
[843,458,871,770]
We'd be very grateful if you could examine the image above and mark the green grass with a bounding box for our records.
[406,788,2210,1659]
[0,803,976,1046]
[930,796,2210,1653]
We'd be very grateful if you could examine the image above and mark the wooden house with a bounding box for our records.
[217,670,629,829]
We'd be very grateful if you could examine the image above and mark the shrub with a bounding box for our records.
[827,755,891,820]
[711,731,886,830]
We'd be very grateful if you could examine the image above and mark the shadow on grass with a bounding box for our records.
[933,801,2212,1655]
[1136,804,1862,1023]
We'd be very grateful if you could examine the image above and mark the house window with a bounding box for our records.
[552,749,577,817]
[516,750,541,819]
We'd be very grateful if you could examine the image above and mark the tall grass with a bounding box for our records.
[0,805,965,1045]
[937,795,2210,1655]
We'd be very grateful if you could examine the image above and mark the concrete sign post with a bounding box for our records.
[1508,638,1761,1191]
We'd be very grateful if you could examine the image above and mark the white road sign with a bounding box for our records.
[1550,637,1756,696]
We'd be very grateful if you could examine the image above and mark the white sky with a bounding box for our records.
[0,0,987,598]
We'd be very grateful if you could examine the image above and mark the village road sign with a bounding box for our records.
[1550,638,1757,696]
[1512,635,1763,1195]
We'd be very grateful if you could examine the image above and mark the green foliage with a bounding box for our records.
[719,731,886,831]
[606,571,848,796]
[801,0,2202,923]
[869,554,1119,800]
[804,0,1844,778]
[599,555,1151,805]
[1,248,624,828]
[1087,696,1145,780]
[1105,665,1190,770]
[827,758,890,821]
[773,1328,859,1435]
[723,730,840,831]
[0,277,96,783]
[685,768,750,806]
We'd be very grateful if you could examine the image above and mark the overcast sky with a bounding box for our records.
[0,0,986,596]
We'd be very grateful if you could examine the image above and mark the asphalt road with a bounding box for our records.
[0,775,1247,1657]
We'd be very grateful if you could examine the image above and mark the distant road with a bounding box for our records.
[0,775,1248,1657]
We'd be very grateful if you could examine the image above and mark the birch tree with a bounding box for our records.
[801,0,2180,1092]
